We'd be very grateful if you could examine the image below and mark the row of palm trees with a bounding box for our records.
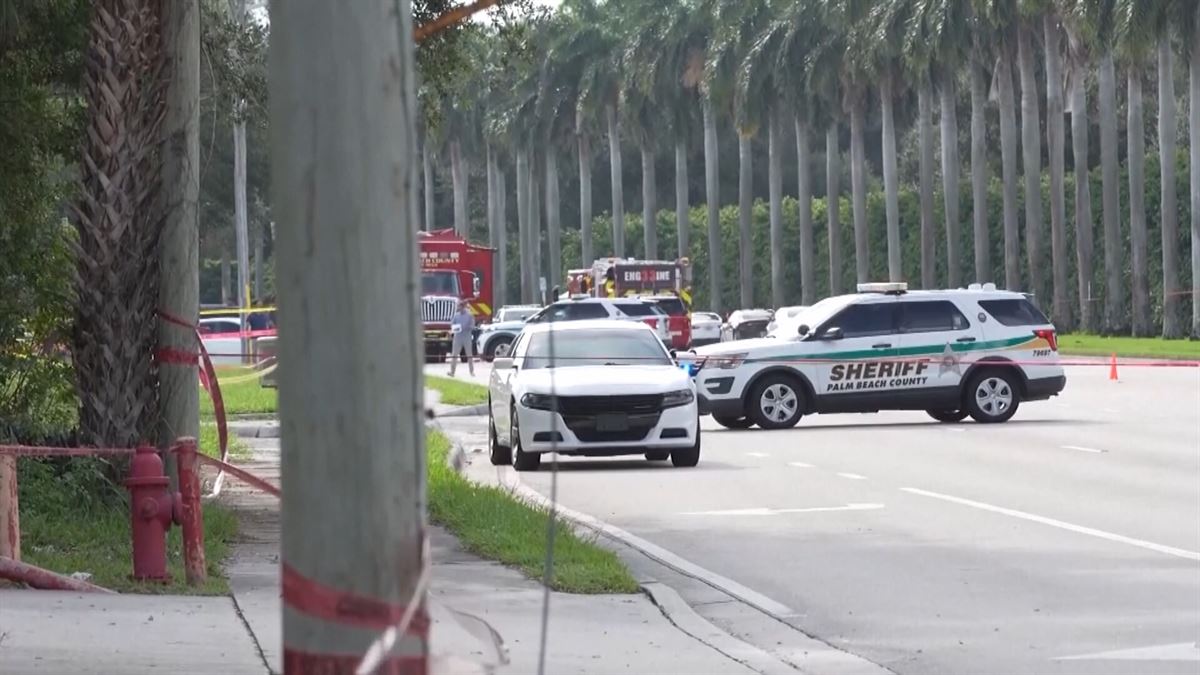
[424,0,1200,338]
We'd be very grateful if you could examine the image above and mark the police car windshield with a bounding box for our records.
[422,271,460,296]
[523,330,670,369]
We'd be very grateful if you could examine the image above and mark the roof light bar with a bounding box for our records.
[856,282,908,294]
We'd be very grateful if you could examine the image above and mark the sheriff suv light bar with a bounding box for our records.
[856,282,908,294]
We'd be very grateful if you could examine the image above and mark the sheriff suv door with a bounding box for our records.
[810,298,902,410]
[896,299,975,401]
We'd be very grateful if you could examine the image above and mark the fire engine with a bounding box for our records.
[418,229,496,360]
[566,257,694,349]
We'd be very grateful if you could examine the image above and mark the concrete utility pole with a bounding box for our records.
[271,0,427,671]
[157,0,201,486]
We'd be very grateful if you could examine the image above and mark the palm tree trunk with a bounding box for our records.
[423,142,434,231]
[1191,16,1200,338]
[768,109,784,307]
[703,99,723,312]
[641,143,657,258]
[675,140,689,260]
[1158,39,1182,338]
[850,96,869,283]
[516,147,531,303]
[530,155,542,302]
[738,132,754,308]
[578,134,593,264]
[1044,16,1069,327]
[606,103,625,257]
[971,56,990,283]
[1070,66,1095,333]
[940,73,961,288]
[795,114,814,304]
[918,73,936,288]
[997,52,1021,291]
[545,147,561,294]
[1099,52,1123,333]
[826,124,842,296]
[1128,71,1151,336]
[496,164,507,307]
[881,77,902,283]
[1018,24,1045,303]
[450,138,467,236]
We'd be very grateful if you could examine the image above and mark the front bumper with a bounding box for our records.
[516,403,698,455]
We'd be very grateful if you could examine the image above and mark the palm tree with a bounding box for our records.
[1147,2,1184,338]
[1061,0,1097,332]
[1121,2,1154,335]
[907,0,970,288]
[979,0,1022,291]
[738,10,793,306]
[968,5,992,283]
[708,0,771,308]
[1017,12,1045,302]
[838,0,875,284]
[1187,4,1200,337]
[805,1,848,296]
[872,0,914,284]
[1044,12,1071,327]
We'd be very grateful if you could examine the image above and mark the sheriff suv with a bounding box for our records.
[688,283,1066,429]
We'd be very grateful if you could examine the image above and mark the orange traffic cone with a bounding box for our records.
[1109,353,1119,381]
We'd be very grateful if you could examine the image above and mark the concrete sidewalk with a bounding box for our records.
[221,413,764,675]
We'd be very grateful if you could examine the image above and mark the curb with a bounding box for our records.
[229,422,280,439]
[434,404,488,418]
[641,582,799,675]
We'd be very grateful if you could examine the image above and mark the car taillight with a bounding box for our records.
[1033,328,1058,351]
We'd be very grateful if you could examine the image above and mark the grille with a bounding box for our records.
[555,394,663,415]
[422,297,457,323]
[571,426,653,443]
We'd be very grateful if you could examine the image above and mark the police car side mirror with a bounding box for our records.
[493,357,514,370]
[669,349,678,360]
[819,326,843,341]
[797,324,811,337]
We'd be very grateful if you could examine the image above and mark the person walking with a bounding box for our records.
[448,299,476,377]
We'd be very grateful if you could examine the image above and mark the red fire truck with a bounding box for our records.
[418,229,496,360]
[566,257,694,349]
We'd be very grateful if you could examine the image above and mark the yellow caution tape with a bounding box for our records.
[200,306,276,316]
[206,360,279,386]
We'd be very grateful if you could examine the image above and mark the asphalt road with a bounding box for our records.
[511,363,1200,675]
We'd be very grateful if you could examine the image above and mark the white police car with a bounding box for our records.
[688,283,1066,429]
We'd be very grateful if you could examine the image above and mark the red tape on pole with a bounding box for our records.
[282,562,430,634]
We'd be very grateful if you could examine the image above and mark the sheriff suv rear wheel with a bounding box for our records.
[965,370,1020,423]
[747,374,804,430]
[926,409,969,423]
[713,415,754,430]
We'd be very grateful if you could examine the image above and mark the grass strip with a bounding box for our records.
[200,366,278,417]
[426,430,638,594]
[1058,334,1200,360]
[427,375,489,406]
[18,463,237,594]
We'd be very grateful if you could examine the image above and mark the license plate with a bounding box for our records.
[595,413,629,432]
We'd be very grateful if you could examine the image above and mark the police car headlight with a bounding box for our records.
[661,389,695,408]
[520,393,556,411]
[713,353,748,369]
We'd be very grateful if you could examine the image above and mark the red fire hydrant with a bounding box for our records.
[124,445,180,582]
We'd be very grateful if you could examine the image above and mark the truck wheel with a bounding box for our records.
[511,408,541,471]
[488,409,511,465]
[670,428,701,467]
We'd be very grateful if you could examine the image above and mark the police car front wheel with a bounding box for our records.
[965,370,1020,423]
[747,374,805,430]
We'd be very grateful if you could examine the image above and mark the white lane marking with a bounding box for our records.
[788,461,814,468]
[1055,642,1200,662]
[836,472,868,480]
[682,503,885,517]
[508,478,797,617]
[746,452,770,458]
[1062,444,1106,454]
[1102,407,1121,414]
[900,487,1200,562]
[943,427,966,433]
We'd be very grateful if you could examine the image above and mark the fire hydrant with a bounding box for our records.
[124,445,180,582]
